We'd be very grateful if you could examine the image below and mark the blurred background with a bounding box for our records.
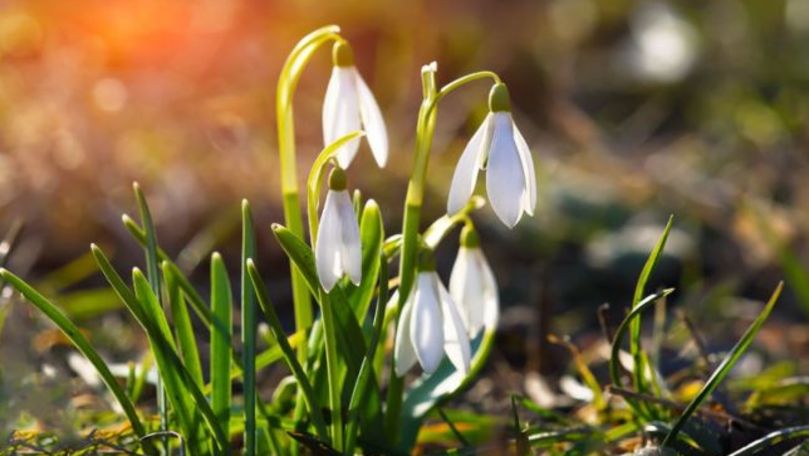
[3,0,809,437]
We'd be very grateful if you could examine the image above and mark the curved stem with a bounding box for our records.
[275,24,340,378]
[432,71,501,110]
[276,25,341,454]
[306,131,365,248]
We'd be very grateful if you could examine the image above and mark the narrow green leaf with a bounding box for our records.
[246,259,329,441]
[0,268,151,449]
[130,352,154,405]
[629,215,674,401]
[132,182,162,296]
[347,200,384,322]
[121,214,213,327]
[609,288,675,391]
[728,425,809,456]
[271,224,320,295]
[241,200,258,456]
[663,282,784,448]
[163,261,203,388]
[210,252,233,449]
[93,243,226,451]
[132,269,210,454]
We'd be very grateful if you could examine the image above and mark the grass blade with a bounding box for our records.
[241,200,258,456]
[246,259,329,441]
[210,252,233,450]
[93,244,226,452]
[662,282,783,448]
[629,215,673,402]
[0,268,152,451]
[728,425,809,456]
[608,288,675,421]
[163,261,203,387]
[132,268,227,453]
[121,214,213,327]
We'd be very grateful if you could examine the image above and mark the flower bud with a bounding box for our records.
[328,166,347,191]
[488,83,511,113]
[460,225,480,248]
[332,40,354,68]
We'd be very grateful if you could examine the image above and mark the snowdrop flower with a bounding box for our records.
[322,40,388,169]
[315,167,361,291]
[447,83,537,228]
[449,226,499,336]
[394,248,471,376]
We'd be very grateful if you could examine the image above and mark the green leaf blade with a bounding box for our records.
[210,252,233,448]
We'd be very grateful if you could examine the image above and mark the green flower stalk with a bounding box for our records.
[276,25,342,367]
[386,62,505,442]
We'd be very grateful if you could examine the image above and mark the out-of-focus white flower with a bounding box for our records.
[322,40,388,169]
[449,226,499,336]
[315,167,361,291]
[394,250,471,376]
[629,2,698,83]
[447,83,536,228]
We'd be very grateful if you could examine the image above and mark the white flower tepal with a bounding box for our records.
[449,226,499,336]
[315,167,362,291]
[322,41,388,169]
[447,83,536,228]
[394,251,471,377]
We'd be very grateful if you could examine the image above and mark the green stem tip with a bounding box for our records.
[488,82,511,112]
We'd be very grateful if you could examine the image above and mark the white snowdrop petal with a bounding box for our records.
[513,123,537,216]
[438,280,471,375]
[394,293,418,377]
[355,71,388,167]
[486,113,526,228]
[334,189,362,285]
[323,67,361,168]
[475,248,500,333]
[410,273,445,374]
[449,247,485,335]
[322,67,341,144]
[447,114,492,216]
[315,191,344,291]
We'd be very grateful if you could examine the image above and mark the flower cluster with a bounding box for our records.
[314,40,536,377]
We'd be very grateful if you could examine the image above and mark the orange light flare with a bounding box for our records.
[27,0,242,68]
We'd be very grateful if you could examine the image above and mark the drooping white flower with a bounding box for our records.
[394,250,471,377]
[447,83,536,228]
[322,40,388,169]
[315,167,362,291]
[449,226,499,337]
